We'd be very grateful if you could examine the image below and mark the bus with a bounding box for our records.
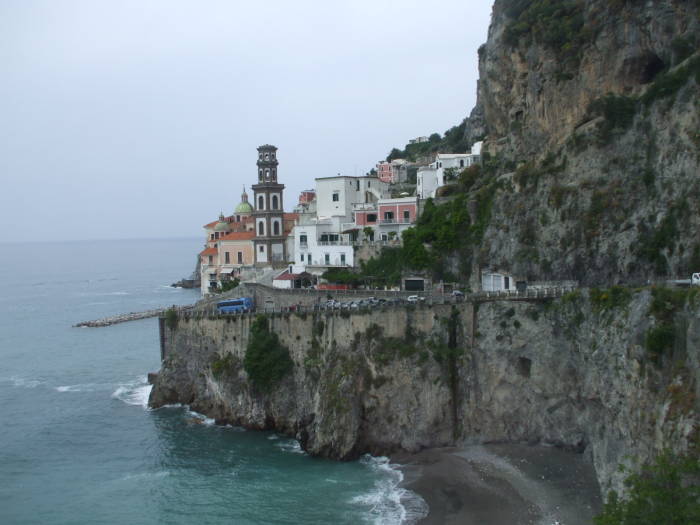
[216,297,254,314]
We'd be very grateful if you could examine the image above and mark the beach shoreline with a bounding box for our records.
[393,444,602,525]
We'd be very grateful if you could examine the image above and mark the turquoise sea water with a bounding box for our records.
[0,238,420,524]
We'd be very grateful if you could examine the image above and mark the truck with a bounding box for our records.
[667,273,700,287]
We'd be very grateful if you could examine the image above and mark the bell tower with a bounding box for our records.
[252,145,286,266]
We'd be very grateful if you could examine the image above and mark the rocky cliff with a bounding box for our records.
[460,0,700,286]
[150,290,699,494]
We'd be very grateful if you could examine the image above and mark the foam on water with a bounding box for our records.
[3,376,42,389]
[56,382,112,393]
[112,377,152,408]
[353,455,429,525]
[274,439,305,455]
[186,409,216,425]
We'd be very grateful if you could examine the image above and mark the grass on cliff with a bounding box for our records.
[594,451,700,525]
[644,287,699,363]
[243,315,293,391]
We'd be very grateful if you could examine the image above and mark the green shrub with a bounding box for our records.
[588,94,637,141]
[645,324,675,358]
[243,315,293,391]
[590,286,633,312]
[594,451,700,525]
[165,307,178,330]
[211,353,237,378]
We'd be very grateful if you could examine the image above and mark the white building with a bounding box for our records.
[417,141,483,199]
[291,175,389,275]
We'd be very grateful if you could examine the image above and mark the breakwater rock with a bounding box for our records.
[74,306,192,328]
[150,290,699,495]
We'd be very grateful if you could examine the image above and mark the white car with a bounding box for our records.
[407,295,425,303]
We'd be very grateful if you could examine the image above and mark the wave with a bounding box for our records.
[186,409,215,426]
[2,376,42,389]
[112,377,152,408]
[56,383,111,393]
[353,455,429,525]
[274,439,305,455]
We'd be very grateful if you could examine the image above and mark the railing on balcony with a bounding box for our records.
[379,218,412,225]
[317,240,352,246]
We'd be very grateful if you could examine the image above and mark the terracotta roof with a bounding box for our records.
[219,231,256,242]
[284,213,299,220]
[204,220,218,229]
[200,247,218,256]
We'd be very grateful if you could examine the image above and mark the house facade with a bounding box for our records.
[417,141,483,199]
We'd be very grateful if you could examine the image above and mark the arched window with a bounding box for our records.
[273,221,280,235]
[259,169,263,180]
[258,221,265,235]
[272,195,278,209]
[258,196,264,209]
[265,169,270,180]
[264,153,269,160]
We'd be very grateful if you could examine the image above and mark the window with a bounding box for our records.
[210,234,214,240]
[300,234,307,245]
[332,192,339,202]
[214,232,219,239]
[356,180,359,190]
[340,254,346,265]
[259,153,263,160]
[300,253,304,262]
[259,169,263,178]
[272,195,278,209]
[258,221,265,235]
[264,153,269,160]
[460,159,464,168]
[367,214,377,223]
[265,169,270,179]
[273,221,280,235]
[258,196,264,209]
[237,252,243,264]
[208,255,213,264]
[384,211,394,221]
[259,245,264,252]
[324,253,330,265]
[225,252,230,264]
[403,210,410,221]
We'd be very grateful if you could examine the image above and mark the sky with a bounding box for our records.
[0,0,493,242]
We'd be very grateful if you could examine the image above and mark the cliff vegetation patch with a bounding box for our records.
[243,315,294,391]
[594,451,700,525]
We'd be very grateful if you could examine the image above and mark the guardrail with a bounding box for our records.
[175,286,578,322]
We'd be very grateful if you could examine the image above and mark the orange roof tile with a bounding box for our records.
[219,231,256,242]
[200,247,218,256]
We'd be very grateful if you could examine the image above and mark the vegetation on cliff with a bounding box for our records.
[594,451,700,525]
[243,315,293,391]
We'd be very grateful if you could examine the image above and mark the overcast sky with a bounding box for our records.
[0,0,493,242]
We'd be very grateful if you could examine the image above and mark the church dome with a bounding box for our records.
[234,186,253,214]
[235,201,253,214]
[214,213,230,232]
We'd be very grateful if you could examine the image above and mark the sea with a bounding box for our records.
[0,238,427,525]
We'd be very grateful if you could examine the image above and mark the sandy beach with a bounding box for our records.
[394,444,602,525]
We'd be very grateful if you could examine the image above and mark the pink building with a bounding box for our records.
[376,161,393,183]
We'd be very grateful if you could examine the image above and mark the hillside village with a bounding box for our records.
[198,141,484,296]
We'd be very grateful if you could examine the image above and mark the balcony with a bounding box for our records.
[317,240,352,246]
[380,218,412,225]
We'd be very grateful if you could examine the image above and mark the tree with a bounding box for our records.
[594,452,700,525]
[243,316,294,391]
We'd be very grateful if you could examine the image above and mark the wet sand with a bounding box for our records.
[394,444,602,525]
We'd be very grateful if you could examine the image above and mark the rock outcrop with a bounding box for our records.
[459,0,700,286]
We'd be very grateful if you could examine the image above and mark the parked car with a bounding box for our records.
[407,295,425,303]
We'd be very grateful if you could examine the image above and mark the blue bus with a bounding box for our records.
[216,297,254,314]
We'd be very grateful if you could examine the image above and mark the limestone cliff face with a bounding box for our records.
[150,292,699,494]
[460,0,700,286]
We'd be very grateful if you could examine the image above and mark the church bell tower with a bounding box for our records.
[252,145,286,266]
